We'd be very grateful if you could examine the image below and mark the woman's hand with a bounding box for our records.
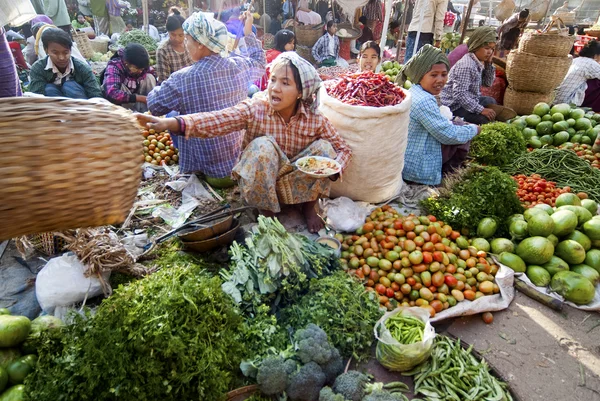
[481,108,496,121]
[242,10,254,36]
[134,114,180,133]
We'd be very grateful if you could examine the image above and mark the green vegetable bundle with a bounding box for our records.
[404,336,513,401]
[420,165,523,236]
[117,29,158,52]
[502,148,600,202]
[221,216,339,314]
[279,272,383,361]
[385,314,424,345]
[26,263,245,401]
[469,122,527,166]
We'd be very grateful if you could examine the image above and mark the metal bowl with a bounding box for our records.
[316,236,342,257]
[178,215,233,242]
[183,220,240,253]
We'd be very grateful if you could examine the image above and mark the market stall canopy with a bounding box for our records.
[0,0,37,26]
[334,0,369,22]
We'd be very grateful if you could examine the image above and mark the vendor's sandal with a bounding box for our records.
[488,104,517,122]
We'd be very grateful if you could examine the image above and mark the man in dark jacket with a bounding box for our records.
[28,28,102,99]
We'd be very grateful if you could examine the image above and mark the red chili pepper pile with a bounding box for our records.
[324,71,406,107]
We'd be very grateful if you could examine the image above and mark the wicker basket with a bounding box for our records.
[89,37,109,54]
[585,29,600,38]
[518,31,575,57]
[73,30,94,59]
[295,23,324,47]
[0,97,143,241]
[506,51,571,93]
[296,44,316,66]
[503,86,555,115]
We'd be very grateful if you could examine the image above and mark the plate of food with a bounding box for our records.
[295,156,341,178]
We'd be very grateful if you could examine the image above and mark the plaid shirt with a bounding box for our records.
[155,40,194,83]
[106,0,126,16]
[103,50,157,104]
[181,96,352,170]
[441,52,495,114]
[555,57,600,106]
[404,85,477,185]
[312,34,339,64]
[147,34,266,178]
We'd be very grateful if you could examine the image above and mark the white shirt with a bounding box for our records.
[407,0,449,41]
[327,33,336,57]
[555,57,600,106]
[146,25,160,41]
[45,57,75,85]
[297,10,322,25]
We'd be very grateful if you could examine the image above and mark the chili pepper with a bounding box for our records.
[325,71,405,107]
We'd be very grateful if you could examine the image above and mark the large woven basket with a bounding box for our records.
[518,31,574,57]
[73,30,94,59]
[585,29,600,38]
[295,23,323,47]
[503,86,555,115]
[296,44,316,65]
[506,51,571,93]
[0,97,142,240]
[89,37,109,53]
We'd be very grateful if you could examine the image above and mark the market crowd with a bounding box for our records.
[2,0,600,232]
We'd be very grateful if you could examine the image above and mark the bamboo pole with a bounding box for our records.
[380,0,392,59]
[396,0,409,61]
[459,0,475,43]
[142,0,149,33]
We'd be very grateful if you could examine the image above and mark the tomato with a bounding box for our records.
[482,312,493,324]
[444,275,458,287]
[375,284,386,295]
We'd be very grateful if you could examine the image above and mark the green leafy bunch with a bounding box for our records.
[26,263,245,401]
[279,272,383,361]
[420,165,523,236]
[469,122,527,166]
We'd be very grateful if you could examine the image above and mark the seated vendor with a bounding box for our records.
[137,52,352,233]
[102,43,157,112]
[358,41,380,72]
[312,21,348,68]
[440,26,498,125]
[147,11,265,182]
[155,12,193,83]
[357,16,374,47]
[555,41,600,112]
[28,28,102,99]
[400,45,479,186]
[72,12,91,29]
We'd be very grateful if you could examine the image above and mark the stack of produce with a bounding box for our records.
[510,103,600,149]
[504,38,572,114]
[142,128,179,166]
[512,174,575,208]
[468,122,527,166]
[340,205,504,317]
[380,60,402,83]
[492,192,599,305]
[558,143,600,169]
[440,32,461,53]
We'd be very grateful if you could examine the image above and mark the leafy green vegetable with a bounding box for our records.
[279,272,383,361]
[221,216,339,314]
[420,165,523,236]
[117,29,158,52]
[469,122,526,166]
[26,262,244,401]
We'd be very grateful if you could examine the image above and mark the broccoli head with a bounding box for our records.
[331,370,370,401]
[319,386,348,401]
[362,389,407,401]
[321,347,344,384]
[295,324,335,365]
[256,356,290,395]
[286,361,327,401]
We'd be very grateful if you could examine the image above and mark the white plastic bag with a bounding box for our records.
[35,254,110,314]
[320,197,372,232]
[374,307,435,372]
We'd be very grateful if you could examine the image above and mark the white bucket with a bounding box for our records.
[0,0,37,27]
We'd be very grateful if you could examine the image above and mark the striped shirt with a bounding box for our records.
[155,40,194,83]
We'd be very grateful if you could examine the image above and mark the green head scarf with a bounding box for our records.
[396,44,449,86]
[467,26,498,52]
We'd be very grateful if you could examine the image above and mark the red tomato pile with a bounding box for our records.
[512,174,571,208]
[339,205,501,318]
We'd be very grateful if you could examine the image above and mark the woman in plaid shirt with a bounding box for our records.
[155,12,193,83]
[137,52,352,233]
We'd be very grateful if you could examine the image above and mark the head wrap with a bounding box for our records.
[183,12,229,57]
[467,26,498,52]
[397,44,449,86]
[271,52,322,112]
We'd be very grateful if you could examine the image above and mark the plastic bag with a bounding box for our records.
[320,197,372,232]
[35,254,110,314]
[374,307,435,372]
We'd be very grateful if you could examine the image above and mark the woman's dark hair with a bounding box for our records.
[358,15,367,24]
[166,14,185,31]
[360,40,381,58]
[76,11,85,18]
[580,41,600,58]
[123,43,150,69]
[274,29,295,52]
[269,57,302,94]
[389,21,399,30]
[519,9,529,19]
[41,28,72,50]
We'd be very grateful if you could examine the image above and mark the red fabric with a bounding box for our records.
[9,42,27,70]
[258,49,282,91]
[339,39,351,60]
[481,69,507,105]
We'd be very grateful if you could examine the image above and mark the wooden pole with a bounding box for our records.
[142,0,149,34]
[380,0,392,59]
[189,0,194,14]
[396,0,409,61]
[459,0,474,43]
[541,0,553,26]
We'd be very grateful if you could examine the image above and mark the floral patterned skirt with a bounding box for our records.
[232,136,336,212]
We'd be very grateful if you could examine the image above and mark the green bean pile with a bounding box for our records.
[404,336,513,401]
[502,148,600,202]
[117,29,158,52]
[386,315,425,344]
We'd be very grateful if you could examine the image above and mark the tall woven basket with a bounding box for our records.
[0,97,143,240]
[295,23,324,47]
[72,30,94,59]
[518,31,574,57]
[503,86,555,115]
[506,51,571,93]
